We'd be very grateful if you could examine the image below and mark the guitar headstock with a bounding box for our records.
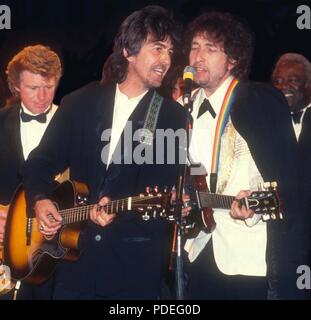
[247,181,283,221]
[132,186,173,221]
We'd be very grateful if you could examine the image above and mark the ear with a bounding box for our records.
[123,48,134,62]
[14,86,20,93]
[228,58,237,72]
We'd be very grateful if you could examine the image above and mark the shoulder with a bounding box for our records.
[0,104,19,122]
[160,95,187,125]
[235,81,285,102]
[58,82,115,117]
[61,81,104,103]
[162,96,186,114]
[232,81,289,117]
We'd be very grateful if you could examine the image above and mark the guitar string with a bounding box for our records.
[30,194,165,223]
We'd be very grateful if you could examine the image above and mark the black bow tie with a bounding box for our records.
[20,107,51,123]
[197,98,216,119]
[291,111,303,124]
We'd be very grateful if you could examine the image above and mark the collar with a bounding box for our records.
[20,103,52,115]
[116,83,148,104]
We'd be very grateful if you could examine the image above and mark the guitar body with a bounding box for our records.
[4,181,89,285]
[185,173,216,238]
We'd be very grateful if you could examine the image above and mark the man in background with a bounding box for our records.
[0,44,62,299]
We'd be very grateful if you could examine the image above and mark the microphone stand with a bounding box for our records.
[173,96,193,300]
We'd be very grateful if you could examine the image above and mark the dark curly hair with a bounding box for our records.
[184,11,254,80]
[108,5,180,84]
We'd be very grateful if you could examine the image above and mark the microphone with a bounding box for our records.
[183,66,196,106]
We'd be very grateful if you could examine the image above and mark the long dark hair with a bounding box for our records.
[108,5,180,84]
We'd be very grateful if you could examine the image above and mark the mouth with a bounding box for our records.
[153,66,166,78]
[193,65,207,73]
[282,89,294,98]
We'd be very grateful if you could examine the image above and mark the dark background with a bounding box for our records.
[0,0,310,105]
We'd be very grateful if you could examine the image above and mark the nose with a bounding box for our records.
[160,50,171,66]
[37,87,47,101]
[191,48,204,65]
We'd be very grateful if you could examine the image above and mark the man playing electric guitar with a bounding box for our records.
[179,11,308,300]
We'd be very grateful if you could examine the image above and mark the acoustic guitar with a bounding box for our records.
[3,180,172,285]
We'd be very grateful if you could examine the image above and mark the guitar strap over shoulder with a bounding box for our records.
[138,91,163,146]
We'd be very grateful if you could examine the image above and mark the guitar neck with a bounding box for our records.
[59,197,133,226]
[198,192,246,210]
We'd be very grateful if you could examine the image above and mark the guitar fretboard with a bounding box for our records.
[198,192,246,209]
[58,195,160,226]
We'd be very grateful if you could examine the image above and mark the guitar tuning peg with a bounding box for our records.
[263,182,271,190]
[154,186,159,193]
[262,213,270,221]
[271,213,276,220]
[279,212,284,220]
[271,181,278,190]
[145,186,150,194]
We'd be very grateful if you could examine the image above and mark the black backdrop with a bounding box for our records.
[0,0,310,105]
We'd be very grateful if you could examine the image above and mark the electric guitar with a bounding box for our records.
[184,175,283,237]
[3,180,172,285]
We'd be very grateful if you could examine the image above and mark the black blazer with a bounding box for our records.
[299,107,311,208]
[22,82,187,298]
[230,82,309,299]
[0,104,24,204]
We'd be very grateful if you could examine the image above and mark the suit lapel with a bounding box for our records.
[299,107,311,145]
[98,88,154,198]
[89,84,116,199]
[4,104,24,163]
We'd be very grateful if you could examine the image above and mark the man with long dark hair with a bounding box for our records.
[22,6,187,299]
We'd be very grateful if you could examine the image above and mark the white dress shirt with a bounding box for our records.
[107,84,147,168]
[292,103,311,141]
[20,103,58,160]
[181,76,267,276]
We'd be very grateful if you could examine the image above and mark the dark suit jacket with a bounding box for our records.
[0,104,24,204]
[299,107,311,210]
[23,82,187,298]
[230,82,309,299]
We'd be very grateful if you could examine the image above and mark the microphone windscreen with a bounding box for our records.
[183,66,196,81]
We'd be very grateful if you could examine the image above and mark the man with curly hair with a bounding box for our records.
[181,11,308,299]
[0,44,62,299]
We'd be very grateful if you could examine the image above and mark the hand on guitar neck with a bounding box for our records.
[90,196,116,227]
[230,190,254,220]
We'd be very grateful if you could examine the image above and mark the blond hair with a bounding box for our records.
[6,44,62,96]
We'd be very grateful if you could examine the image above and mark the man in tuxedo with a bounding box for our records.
[23,5,187,299]
[272,53,311,270]
[0,45,62,298]
[181,11,308,299]
[272,53,311,142]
